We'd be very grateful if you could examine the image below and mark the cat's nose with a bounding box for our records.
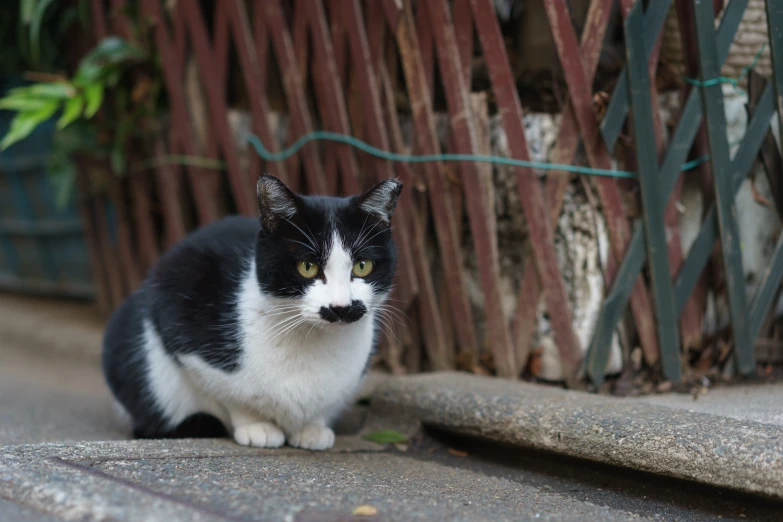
[319,301,366,323]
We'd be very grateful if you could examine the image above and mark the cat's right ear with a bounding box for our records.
[257,174,298,232]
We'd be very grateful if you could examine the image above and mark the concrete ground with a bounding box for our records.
[637,382,783,426]
[1,293,783,521]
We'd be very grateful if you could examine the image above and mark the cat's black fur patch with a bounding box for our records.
[147,216,255,373]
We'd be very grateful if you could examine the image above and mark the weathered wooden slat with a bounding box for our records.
[747,0,783,341]
[694,0,753,373]
[340,0,421,373]
[75,164,111,313]
[343,0,419,303]
[674,83,775,313]
[303,0,362,195]
[94,195,127,308]
[600,0,673,149]
[415,0,436,106]
[180,1,257,216]
[671,0,710,351]
[453,0,474,84]
[106,0,161,271]
[512,0,615,371]
[767,0,783,146]
[750,234,783,341]
[141,0,221,224]
[587,0,750,379]
[427,0,517,377]
[625,6,681,382]
[470,0,582,383]
[748,71,783,218]
[384,0,479,364]
[258,0,328,195]
[543,0,659,381]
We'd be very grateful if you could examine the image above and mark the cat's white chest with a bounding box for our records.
[234,315,375,423]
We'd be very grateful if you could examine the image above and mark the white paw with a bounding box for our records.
[288,424,335,451]
[233,422,285,448]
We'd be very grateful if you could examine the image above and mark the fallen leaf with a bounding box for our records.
[362,430,408,444]
[394,443,409,452]
[448,448,468,458]
[352,505,379,516]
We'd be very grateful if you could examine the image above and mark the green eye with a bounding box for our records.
[296,260,319,278]
[352,260,374,277]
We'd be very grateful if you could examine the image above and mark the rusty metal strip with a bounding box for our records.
[543,0,660,369]
[469,0,582,382]
[426,0,519,377]
[257,0,327,195]
[382,0,479,365]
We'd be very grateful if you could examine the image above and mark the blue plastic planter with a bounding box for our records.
[0,82,95,299]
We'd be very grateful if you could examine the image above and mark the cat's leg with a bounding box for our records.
[227,407,286,448]
[285,417,335,451]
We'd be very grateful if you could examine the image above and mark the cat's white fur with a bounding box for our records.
[139,234,381,451]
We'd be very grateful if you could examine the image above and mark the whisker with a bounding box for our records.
[283,217,318,250]
[357,225,393,251]
[285,239,316,252]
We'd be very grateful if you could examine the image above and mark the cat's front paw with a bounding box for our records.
[233,422,285,448]
[288,424,335,451]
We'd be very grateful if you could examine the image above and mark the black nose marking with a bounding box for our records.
[319,300,367,323]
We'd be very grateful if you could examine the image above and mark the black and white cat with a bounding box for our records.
[102,174,402,451]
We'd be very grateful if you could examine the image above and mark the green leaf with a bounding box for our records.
[28,82,73,100]
[30,0,58,63]
[361,430,409,445]
[0,102,59,150]
[0,95,49,112]
[21,0,36,24]
[80,36,144,68]
[83,82,104,118]
[57,96,84,129]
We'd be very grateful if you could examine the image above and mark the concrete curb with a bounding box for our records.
[0,293,103,360]
[372,372,783,500]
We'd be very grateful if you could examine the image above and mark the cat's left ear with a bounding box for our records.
[257,174,298,232]
[357,178,403,225]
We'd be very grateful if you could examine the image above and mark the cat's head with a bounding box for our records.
[254,173,402,326]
